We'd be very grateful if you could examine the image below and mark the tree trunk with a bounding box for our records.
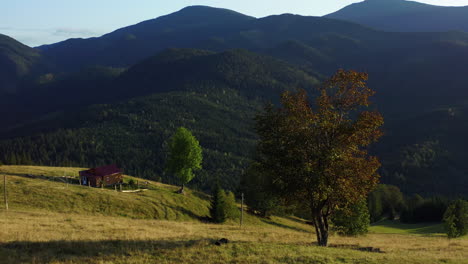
[312,209,329,246]
[177,183,185,194]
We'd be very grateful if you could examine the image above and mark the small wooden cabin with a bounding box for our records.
[79,164,123,187]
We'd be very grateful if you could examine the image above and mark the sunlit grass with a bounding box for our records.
[0,165,467,263]
[370,220,445,235]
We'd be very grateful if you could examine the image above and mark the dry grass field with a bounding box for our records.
[0,166,467,264]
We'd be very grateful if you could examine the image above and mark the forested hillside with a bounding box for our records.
[1,5,468,196]
[0,49,319,191]
[0,34,45,95]
[326,0,468,32]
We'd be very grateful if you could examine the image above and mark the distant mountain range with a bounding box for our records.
[326,0,468,32]
[1,3,468,196]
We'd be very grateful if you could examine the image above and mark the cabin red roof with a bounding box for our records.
[80,164,122,177]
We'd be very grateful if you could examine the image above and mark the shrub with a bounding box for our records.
[443,199,468,238]
[332,199,370,236]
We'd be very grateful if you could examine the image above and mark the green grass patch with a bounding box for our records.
[370,220,445,235]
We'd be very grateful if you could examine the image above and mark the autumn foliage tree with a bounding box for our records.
[255,69,383,246]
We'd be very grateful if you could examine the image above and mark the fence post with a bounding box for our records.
[240,192,244,227]
[3,175,8,211]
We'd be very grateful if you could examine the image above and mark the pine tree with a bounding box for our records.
[210,186,227,223]
[444,199,468,238]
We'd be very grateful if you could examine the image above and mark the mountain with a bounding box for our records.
[0,49,319,191]
[0,34,44,94]
[325,0,468,32]
[31,6,468,117]
[2,6,468,196]
[37,6,255,71]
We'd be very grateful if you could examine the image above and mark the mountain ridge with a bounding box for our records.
[325,0,468,32]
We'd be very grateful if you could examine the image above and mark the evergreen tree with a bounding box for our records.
[224,191,239,219]
[210,186,227,223]
[241,162,278,217]
[444,199,468,238]
[368,190,383,222]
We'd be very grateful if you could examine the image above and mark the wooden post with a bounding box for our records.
[88,181,90,188]
[119,184,122,192]
[114,185,117,191]
[240,192,244,227]
[3,174,8,211]
[79,177,82,186]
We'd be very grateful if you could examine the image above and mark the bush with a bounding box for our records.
[332,199,370,236]
[443,199,468,238]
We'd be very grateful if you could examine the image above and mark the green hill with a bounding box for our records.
[0,165,210,221]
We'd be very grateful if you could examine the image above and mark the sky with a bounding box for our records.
[2,0,468,47]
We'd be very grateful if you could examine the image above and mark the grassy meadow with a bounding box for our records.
[0,166,467,264]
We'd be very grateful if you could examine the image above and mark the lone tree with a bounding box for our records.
[443,199,468,238]
[255,69,383,246]
[165,127,202,194]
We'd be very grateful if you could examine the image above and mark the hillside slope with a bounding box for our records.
[0,49,320,191]
[0,34,43,94]
[326,0,468,32]
[1,167,467,263]
[0,165,210,221]
[32,6,468,117]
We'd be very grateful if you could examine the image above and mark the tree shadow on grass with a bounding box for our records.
[0,238,213,263]
[261,218,311,233]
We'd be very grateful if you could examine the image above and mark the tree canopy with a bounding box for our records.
[165,127,203,193]
[255,69,383,246]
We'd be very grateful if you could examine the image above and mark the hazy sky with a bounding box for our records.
[2,0,468,47]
